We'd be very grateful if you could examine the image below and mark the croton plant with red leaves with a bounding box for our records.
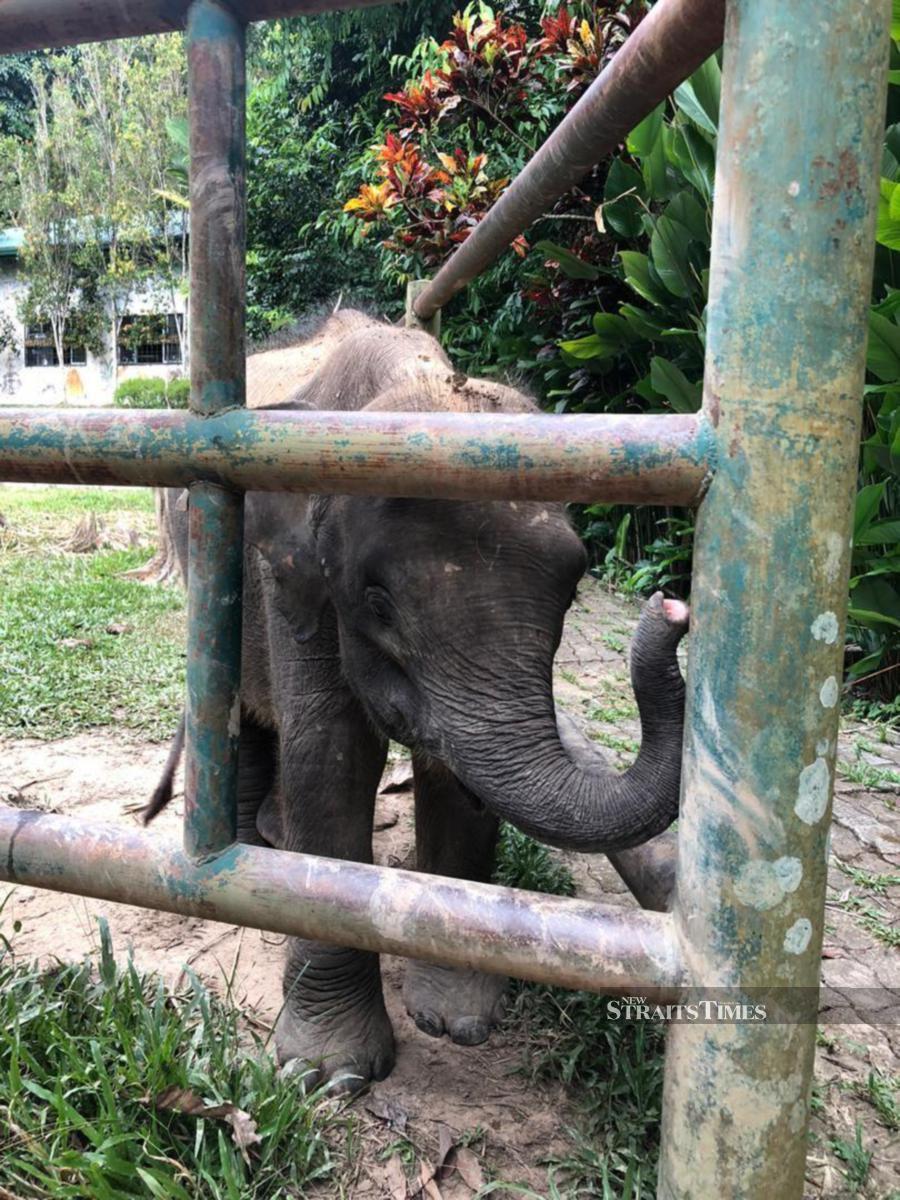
[343,1,648,276]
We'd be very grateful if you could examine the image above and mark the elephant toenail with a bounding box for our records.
[449,1017,489,1046]
[414,1009,445,1038]
[280,1058,320,1092]
[327,1066,366,1096]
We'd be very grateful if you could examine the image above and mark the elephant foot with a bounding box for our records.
[403,961,507,1046]
[276,944,395,1094]
[276,1000,395,1094]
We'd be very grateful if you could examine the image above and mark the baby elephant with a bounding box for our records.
[147,309,689,1091]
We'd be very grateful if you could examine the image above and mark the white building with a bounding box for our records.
[0,227,188,406]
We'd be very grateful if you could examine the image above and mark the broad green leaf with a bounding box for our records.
[635,373,664,403]
[602,158,644,238]
[848,577,900,630]
[867,310,900,380]
[592,311,637,342]
[559,334,612,360]
[620,250,670,307]
[619,303,667,341]
[642,133,669,199]
[854,481,887,541]
[876,178,900,249]
[532,240,600,281]
[651,216,695,297]
[665,120,716,199]
[855,519,900,546]
[674,55,720,136]
[561,314,636,360]
[665,190,709,243]
[626,103,664,157]
[893,0,900,39]
[650,357,701,412]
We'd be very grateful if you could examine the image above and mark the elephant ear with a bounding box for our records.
[245,494,329,644]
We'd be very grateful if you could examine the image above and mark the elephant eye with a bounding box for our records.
[364,586,394,626]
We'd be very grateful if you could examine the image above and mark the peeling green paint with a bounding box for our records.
[658,2,890,1196]
[0,409,715,505]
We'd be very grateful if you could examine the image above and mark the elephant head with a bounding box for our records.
[299,492,687,852]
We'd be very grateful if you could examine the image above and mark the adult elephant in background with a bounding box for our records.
[148,308,688,1091]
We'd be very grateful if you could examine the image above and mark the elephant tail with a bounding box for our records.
[142,713,185,825]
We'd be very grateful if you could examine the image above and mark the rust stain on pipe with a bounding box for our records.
[0,807,684,998]
[0,0,399,54]
[0,408,715,506]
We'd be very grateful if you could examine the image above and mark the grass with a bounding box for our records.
[0,916,347,1199]
[828,1122,873,1194]
[835,894,900,948]
[0,485,185,739]
[0,484,155,523]
[836,740,900,793]
[835,860,900,896]
[494,830,664,1200]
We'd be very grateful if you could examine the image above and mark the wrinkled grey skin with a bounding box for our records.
[151,310,688,1092]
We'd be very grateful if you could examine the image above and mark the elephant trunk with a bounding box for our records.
[445,593,688,852]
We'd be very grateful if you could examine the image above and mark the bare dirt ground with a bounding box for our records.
[1,582,898,1197]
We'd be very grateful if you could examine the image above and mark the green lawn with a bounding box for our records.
[0,486,185,740]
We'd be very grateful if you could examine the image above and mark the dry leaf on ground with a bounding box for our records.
[150,1086,262,1163]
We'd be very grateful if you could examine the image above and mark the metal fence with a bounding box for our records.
[0,1,889,1195]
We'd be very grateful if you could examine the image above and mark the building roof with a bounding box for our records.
[0,229,24,258]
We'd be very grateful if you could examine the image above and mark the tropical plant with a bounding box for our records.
[339,2,899,701]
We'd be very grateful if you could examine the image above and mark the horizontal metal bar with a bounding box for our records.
[0,0,396,54]
[413,0,726,320]
[0,408,714,505]
[0,808,684,997]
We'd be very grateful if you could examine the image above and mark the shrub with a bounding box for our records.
[113,377,190,409]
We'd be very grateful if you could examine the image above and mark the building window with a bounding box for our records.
[24,323,87,368]
[118,314,183,366]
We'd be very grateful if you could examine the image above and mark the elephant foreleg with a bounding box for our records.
[403,756,506,1046]
[236,715,278,847]
[274,699,392,1092]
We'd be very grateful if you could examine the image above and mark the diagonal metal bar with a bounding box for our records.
[413,0,726,320]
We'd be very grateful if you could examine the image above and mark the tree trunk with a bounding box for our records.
[126,487,184,584]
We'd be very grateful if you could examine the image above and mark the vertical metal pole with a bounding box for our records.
[404,279,441,339]
[658,3,890,1196]
[184,0,246,862]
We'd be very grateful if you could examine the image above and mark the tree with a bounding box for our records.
[2,39,190,396]
[12,69,106,390]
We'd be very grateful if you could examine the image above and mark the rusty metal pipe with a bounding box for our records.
[0,0,397,54]
[413,0,726,320]
[0,409,715,506]
[0,808,684,998]
[658,1,890,1194]
[184,0,247,862]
